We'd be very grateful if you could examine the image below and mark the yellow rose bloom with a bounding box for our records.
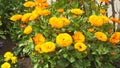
[10,14,22,21]
[109,32,120,44]
[74,42,87,52]
[33,33,45,45]
[73,32,85,43]
[41,42,56,53]
[70,8,84,15]
[95,32,108,42]
[56,33,73,47]
[1,62,11,68]
[4,52,13,61]
[35,44,43,53]
[21,13,32,23]
[11,56,17,64]
[24,26,32,34]
[23,1,35,7]
[61,17,70,26]
[49,17,64,28]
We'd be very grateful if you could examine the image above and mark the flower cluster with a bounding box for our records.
[9,0,120,68]
[1,52,17,68]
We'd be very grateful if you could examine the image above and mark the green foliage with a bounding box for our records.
[9,0,120,68]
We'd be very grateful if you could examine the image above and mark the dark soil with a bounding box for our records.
[0,35,33,68]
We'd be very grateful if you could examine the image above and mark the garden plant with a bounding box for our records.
[1,0,120,68]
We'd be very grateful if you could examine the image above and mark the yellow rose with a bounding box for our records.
[74,42,87,52]
[56,33,73,47]
[24,26,32,34]
[1,62,11,68]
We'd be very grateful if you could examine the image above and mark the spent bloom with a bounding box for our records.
[1,62,11,68]
[95,32,108,42]
[56,33,73,47]
[74,42,87,52]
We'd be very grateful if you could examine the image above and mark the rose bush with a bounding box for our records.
[9,0,120,68]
